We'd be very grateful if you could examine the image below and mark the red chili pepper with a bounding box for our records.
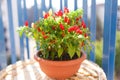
[55,10,63,17]
[59,23,64,30]
[62,32,65,37]
[68,26,79,32]
[43,35,48,39]
[52,26,56,30]
[81,20,86,28]
[76,29,82,34]
[37,28,41,32]
[68,27,74,32]
[24,21,29,27]
[81,42,84,47]
[33,24,36,28]
[76,17,79,21]
[44,13,49,19]
[41,31,48,39]
[84,33,88,37]
[79,16,82,19]
[73,26,79,31]
[42,31,45,35]
[76,16,82,21]
[64,17,70,24]
[64,7,69,13]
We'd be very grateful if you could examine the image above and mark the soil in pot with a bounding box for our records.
[37,51,82,61]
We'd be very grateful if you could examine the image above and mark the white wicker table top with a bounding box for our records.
[0,59,107,80]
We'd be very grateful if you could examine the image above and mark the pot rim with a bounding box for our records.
[34,50,86,64]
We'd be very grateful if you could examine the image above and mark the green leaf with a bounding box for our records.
[19,31,23,37]
[58,47,63,58]
[51,52,55,60]
[45,52,49,59]
[67,43,76,58]
[76,49,81,57]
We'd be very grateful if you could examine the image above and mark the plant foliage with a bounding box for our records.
[17,7,91,60]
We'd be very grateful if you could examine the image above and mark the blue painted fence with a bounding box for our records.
[0,0,118,80]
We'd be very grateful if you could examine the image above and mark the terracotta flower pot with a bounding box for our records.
[34,51,86,80]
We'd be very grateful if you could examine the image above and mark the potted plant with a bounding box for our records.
[17,7,91,79]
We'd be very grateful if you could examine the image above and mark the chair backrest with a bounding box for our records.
[0,0,118,80]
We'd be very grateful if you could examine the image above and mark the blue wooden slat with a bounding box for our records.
[0,2,7,68]
[49,0,52,9]
[82,0,88,26]
[90,0,96,61]
[17,0,25,60]
[23,0,30,59]
[41,0,46,11]
[34,0,39,21]
[7,0,17,64]
[41,0,46,17]
[74,0,77,10]
[60,0,63,10]
[64,0,68,8]
[102,0,112,78]
[109,0,118,80]
[34,0,40,50]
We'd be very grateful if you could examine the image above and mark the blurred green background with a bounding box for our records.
[95,31,120,79]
